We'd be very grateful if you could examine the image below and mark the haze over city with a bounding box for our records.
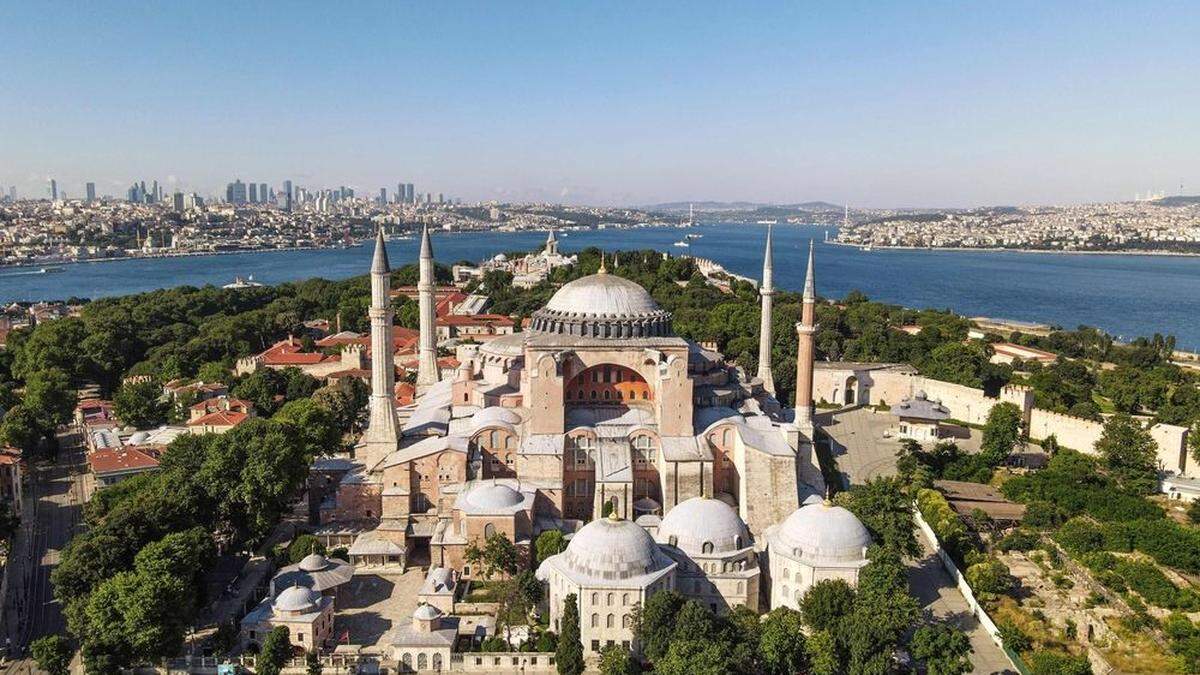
[3,1,1198,207]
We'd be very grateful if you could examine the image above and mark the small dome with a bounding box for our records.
[774,503,872,564]
[127,431,150,445]
[494,253,508,262]
[464,482,524,510]
[562,516,667,581]
[298,553,329,572]
[471,406,522,430]
[659,498,749,554]
[274,585,321,613]
[413,603,443,621]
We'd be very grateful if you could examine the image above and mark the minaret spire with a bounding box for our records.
[756,225,776,394]
[360,228,401,468]
[795,240,817,428]
[417,225,440,388]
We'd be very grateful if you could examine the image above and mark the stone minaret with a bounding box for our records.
[545,227,558,256]
[756,224,776,394]
[361,229,400,467]
[417,224,440,388]
[794,241,817,427]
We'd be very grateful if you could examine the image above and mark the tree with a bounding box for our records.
[113,378,167,428]
[535,529,567,563]
[1027,650,1093,675]
[78,569,190,671]
[258,626,292,675]
[633,590,686,662]
[806,630,840,675]
[598,643,639,675]
[759,607,808,675]
[24,367,76,436]
[465,532,522,580]
[196,361,230,383]
[556,593,584,675]
[841,476,919,557]
[965,557,1014,599]
[31,635,73,675]
[306,650,323,675]
[1095,413,1159,494]
[980,402,1022,466]
[654,639,733,675]
[0,404,43,452]
[799,578,856,632]
[911,624,973,675]
[921,342,990,388]
[1188,499,1200,525]
[287,534,326,563]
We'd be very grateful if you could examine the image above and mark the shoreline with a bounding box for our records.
[825,239,1200,258]
[0,243,357,272]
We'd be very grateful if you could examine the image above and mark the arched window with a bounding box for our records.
[432,653,442,670]
[622,593,629,606]
[607,614,615,628]
[591,613,599,627]
[402,653,412,669]
[606,592,614,606]
[622,614,631,628]
[701,542,714,554]
[484,523,496,539]
[418,654,428,670]
[592,592,599,604]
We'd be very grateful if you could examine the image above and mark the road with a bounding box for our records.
[2,433,86,673]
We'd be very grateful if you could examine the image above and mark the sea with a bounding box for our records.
[3,223,1200,350]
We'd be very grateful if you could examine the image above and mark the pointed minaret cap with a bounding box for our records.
[598,251,608,274]
[802,240,816,301]
[419,224,433,259]
[547,228,557,243]
[761,224,775,292]
[371,228,390,273]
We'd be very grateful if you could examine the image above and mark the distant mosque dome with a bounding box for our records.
[659,497,749,554]
[274,585,322,613]
[462,482,524,511]
[530,272,672,338]
[298,553,330,572]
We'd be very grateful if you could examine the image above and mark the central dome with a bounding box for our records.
[531,272,672,338]
[561,516,671,581]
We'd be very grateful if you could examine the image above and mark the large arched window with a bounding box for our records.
[565,364,652,405]
[484,523,496,539]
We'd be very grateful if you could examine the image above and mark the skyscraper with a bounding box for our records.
[172,192,185,212]
[7,186,14,202]
[226,179,247,205]
[260,183,268,204]
[283,180,293,212]
[396,183,403,204]
[86,182,96,203]
[379,187,387,205]
[49,179,57,201]
[405,183,414,203]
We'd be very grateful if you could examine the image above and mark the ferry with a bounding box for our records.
[673,239,690,248]
[756,219,778,225]
[223,275,264,289]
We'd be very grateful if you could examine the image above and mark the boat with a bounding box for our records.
[223,275,265,289]
[756,219,777,225]
[673,239,690,248]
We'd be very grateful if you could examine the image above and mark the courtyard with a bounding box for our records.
[335,571,425,649]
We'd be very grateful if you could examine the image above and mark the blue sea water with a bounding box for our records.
[3,223,1200,349]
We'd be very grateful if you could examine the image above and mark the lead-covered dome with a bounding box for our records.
[530,272,672,338]
[274,585,322,613]
[659,498,749,554]
[462,482,524,511]
[773,503,872,564]
[560,515,673,582]
[299,553,330,572]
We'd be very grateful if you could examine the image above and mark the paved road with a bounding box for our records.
[2,434,86,673]
[907,538,1016,675]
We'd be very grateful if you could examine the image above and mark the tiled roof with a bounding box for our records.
[88,447,160,475]
[186,411,249,428]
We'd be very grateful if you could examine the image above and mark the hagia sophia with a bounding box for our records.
[263,226,876,656]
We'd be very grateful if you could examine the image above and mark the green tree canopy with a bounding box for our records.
[1095,413,1159,494]
[911,623,973,675]
[799,578,856,632]
[556,593,584,675]
[113,377,168,428]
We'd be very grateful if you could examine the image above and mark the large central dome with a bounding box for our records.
[530,272,673,338]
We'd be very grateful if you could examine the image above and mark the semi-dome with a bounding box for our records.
[471,406,522,431]
[659,497,749,554]
[530,272,673,339]
[479,332,526,358]
[413,603,443,621]
[773,503,872,564]
[463,482,524,511]
[561,515,671,581]
[274,585,322,613]
[298,553,330,572]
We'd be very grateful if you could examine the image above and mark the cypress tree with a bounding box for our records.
[556,593,585,675]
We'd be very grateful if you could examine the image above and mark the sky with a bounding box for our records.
[1,1,1198,208]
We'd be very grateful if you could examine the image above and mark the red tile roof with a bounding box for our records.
[187,411,249,428]
[88,447,160,476]
[438,314,514,327]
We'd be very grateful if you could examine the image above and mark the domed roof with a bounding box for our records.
[471,406,522,430]
[463,482,524,511]
[413,603,443,621]
[545,273,661,316]
[479,332,526,358]
[298,553,329,572]
[773,503,872,564]
[274,585,322,613]
[560,515,669,581]
[530,272,673,339]
[659,498,749,555]
[128,431,150,445]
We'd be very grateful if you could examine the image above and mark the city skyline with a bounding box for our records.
[3,2,1199,207]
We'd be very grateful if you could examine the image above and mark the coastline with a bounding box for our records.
[0,243,355,272]
[826,239,1200,258]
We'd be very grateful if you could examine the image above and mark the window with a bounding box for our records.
[606,592,614,606]
[484,523,496,539]
[591,613,598,627]
[702,541,714,554]
[591,640,601,652]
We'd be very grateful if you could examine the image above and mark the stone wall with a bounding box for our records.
[1030,409,1190,474]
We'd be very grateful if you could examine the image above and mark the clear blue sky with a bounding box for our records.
[2,1,1197,207]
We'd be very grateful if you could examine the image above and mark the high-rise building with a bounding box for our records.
[260,183,268,203]
[172,192,186,212]
[226,179,247,205]
[7,186,14,202]
[379,187,387,205]
[405,183,414,203]
[152,180,160,203]
[437,193,444,204]
[50,179,58,201]
[86,182,96,203]
[249,183,258,203]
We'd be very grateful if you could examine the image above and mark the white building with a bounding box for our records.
[764,501,872,611]
[656,497,760,613]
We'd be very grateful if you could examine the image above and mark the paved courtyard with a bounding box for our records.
[337,571,425,650]
[818,407,982,487]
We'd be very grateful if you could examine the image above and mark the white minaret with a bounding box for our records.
[417,224,440,388]
[360,228,400,467]
[756,224,776,394]
[545,227,558,256]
